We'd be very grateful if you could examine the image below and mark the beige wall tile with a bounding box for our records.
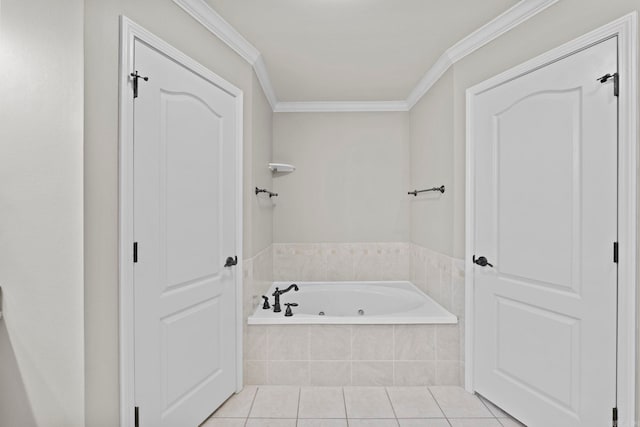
[267,361,309,385]
[436,361,461,385]
[394,362,436,386]
[324,244,354,281]
[353,244,383,281]
[394,325,436,360]
[310,325,351,360]
[352,362,394,386]
[245,361,268,385]
[352,325,393,360]
[436,325,460,361]
[246,326,268,361]
[309,361,351,386]
[268,326,309,360]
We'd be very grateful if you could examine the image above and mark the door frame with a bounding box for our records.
[118,16,244,427]
[465,12,638,425]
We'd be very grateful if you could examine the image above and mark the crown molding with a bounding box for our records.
[274,101,409,113]
[173,0,258,63]
[172,0,277,109]
[173,0,560,113]
[253,55,278,109]
[406,0,559,109]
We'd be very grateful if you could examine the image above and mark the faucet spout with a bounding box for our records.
[272,284,299,313]
[281,284,299,294]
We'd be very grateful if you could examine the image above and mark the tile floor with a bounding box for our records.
[202,386,526,427]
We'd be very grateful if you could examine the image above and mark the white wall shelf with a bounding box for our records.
[269,162,295,173]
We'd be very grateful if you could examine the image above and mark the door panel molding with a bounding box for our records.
[466,12,637,426]
[119,16,244,427]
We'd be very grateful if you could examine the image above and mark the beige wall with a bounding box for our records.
[409,70,455,256]
[0,0,85,426]
[251,75,274,255]
[84,0,273,425]
[273,112,410,243]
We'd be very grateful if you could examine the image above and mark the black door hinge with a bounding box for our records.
[598,72,619,97]
[613,242,619,263]
[130,71,149,99]
[134,406,140,427]
[612,407,618,427]
[133,242,138,263]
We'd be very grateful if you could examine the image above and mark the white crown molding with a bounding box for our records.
[172,0,277,109]
[173,0,258,63]
[406,0,559,109]
[253,55,278,109]
[173,0,560,112]
[274,101,409,113]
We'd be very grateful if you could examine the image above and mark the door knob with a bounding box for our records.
[224,256,238,267]
[473,255,493,268]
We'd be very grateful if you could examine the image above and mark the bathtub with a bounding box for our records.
[247,281,457,325]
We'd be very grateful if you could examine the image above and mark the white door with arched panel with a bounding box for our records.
[470,37,618,426]
[132,38,241,427]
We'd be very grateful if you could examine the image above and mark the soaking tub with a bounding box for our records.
[248,281,457,325]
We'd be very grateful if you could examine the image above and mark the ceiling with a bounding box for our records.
[205,0,519,102]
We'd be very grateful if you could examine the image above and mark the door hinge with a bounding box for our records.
[130,71,149,99]
[133,242,138,263]
[598,72,619,97]
[134,406,140,427]
[613,241,619,263]
[612,407,618,427]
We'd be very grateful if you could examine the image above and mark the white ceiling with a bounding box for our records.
[205,0,518,102]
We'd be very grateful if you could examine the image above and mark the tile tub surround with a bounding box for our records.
[243,245,274,386]
[202,386,525,426]
[273,243,411,282]
[244,324,461,386]
[410,244,465,384]
[245,243,466,386]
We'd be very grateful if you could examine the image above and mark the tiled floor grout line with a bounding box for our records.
[427,387,453,427]
[243,386,259,427]
[342,387,350,427]
[477,393,494,415]
[384,386,399,424]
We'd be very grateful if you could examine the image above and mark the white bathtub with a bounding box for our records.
[248,281,457,325]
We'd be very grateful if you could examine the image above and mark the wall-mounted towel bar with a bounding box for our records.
[255,187,278,198]
[408,185,445,196]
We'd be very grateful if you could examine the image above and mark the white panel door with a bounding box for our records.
[133,40,239,427]
[472,37,618,426]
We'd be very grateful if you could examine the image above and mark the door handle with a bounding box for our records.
[224,256,238,267]
[473,255,493,268]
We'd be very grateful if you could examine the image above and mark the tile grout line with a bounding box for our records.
[383,386,400,426]
[392,325,396,385]
[427,387,453,427]
[477,393,504,421]
[296,386,301,422]
[243,386,259,427]
[349,325,353,386]
[342,387,350,426]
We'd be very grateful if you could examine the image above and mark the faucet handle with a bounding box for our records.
[272,287,280,297]
[284,303,298,317]
[261,295,271,310]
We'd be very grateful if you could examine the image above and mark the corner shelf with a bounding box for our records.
[268,162,295,173]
